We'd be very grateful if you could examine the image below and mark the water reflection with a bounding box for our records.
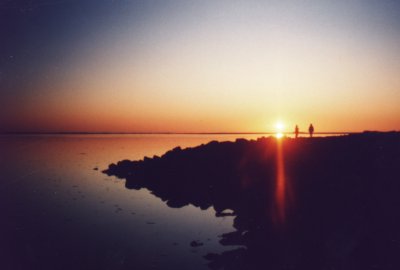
[1,134,251,270]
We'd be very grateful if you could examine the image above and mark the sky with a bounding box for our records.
[1,0,400,133]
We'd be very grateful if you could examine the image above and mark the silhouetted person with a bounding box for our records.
[295,125,299,138]
[308,124,314,137]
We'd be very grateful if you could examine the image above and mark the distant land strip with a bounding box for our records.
[0,131,363,135]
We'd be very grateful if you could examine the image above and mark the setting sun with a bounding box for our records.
[276,121,285,131]
[274,121,285,138]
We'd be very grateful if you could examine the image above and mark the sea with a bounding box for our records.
[0,133,342,270]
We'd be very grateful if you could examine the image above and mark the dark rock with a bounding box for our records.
[190,240,204,247]
[103,132,400,270]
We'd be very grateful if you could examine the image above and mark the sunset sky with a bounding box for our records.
[1,0,400,133]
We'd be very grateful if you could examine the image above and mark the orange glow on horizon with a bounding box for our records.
[1,2,400,133]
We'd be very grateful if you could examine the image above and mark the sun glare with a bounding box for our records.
[274,121,285,138]
[275,121,284,132]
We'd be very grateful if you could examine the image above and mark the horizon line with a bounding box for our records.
[2,130,394,135]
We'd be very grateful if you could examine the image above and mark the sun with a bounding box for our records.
[275,121,284,132]
[274,121,285,139]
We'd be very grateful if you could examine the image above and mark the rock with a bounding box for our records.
[190,240,204,247]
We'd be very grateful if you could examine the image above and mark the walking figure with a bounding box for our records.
[295,125,299,138]
[308,124,314,137]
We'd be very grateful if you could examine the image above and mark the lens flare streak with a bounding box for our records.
[273,138,287,224]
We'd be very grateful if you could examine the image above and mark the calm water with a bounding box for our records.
[1,134,267,270]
